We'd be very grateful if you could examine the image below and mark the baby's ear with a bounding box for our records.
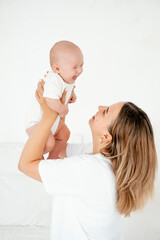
[52,64,60,73]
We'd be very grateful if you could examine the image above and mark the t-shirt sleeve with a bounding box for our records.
[39,157,82,196]
[66,143,93,157]
[43,78,62,99]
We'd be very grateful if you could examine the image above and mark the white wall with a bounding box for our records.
[0,0,160,239]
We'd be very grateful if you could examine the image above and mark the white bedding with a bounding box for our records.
[0,143,52,225]
[0,225,50,240]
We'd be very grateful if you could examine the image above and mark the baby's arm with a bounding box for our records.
[68,86,77,104]
[45,98,68,118]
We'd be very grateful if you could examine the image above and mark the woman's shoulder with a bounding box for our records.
[66,143,93,157]
[67,153,111,170]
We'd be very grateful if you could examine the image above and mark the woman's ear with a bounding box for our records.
[100,133,112,144]
[52,64,60,73]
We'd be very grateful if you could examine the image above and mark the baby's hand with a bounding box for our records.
[69,86,77,104]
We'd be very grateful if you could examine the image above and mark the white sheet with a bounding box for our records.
[0,143,52,225]
[0,225,50,240]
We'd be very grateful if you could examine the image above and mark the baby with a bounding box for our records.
[26,40,84,159]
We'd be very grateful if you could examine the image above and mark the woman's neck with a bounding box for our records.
[92,136,107,154]
[92,137,101,154]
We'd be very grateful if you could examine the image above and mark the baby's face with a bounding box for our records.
[58,49,84,84]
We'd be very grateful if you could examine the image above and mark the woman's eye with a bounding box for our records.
[103,109,108,115]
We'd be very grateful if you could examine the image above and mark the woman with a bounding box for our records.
[19,81,157,240]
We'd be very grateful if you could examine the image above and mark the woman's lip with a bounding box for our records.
[92,116,95,120]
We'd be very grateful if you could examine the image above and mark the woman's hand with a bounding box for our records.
[35,80,67,117]
[60,87,67,105]
[35,80,48,113]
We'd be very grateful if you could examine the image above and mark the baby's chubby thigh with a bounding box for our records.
[54,120,70,142]
[26,124,55,154]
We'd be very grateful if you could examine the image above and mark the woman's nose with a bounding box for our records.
[98,106,107,112]
[98,106,104,111]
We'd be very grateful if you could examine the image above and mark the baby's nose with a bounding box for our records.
[77,67,82,74]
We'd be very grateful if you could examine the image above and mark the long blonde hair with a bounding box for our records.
[101,102,157,216]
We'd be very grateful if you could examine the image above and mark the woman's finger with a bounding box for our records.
[37,80,45,97]
[37,83,43,96]
[35,90,40,103]
[60,89,67,104]
[36,89,45,105]
[35,79,46,106]
[38,79,44,89]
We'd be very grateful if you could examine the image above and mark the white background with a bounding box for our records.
[0,0,160,239]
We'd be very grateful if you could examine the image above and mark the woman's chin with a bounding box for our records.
[89,118,92,126]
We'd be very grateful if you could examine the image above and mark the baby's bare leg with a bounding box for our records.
[48,120,70,159]
[26,125,55,157]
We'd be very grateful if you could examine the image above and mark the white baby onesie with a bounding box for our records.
[25,70,74,134]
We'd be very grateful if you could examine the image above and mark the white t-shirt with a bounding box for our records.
[25,71,74,134]
[39,143,122,240]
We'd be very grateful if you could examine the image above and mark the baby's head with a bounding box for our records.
[50,41,84,84]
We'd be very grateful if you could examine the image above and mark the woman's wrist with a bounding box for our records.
[40,100,57,117]
[41,108,58,124]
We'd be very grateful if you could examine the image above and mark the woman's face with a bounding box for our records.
[89,102,125,137]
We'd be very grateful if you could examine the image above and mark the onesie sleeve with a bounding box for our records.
[43,77,62,99]
[66,143,93,157]
[39,156,83,196]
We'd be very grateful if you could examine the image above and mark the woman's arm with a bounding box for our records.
[18,81,66,182]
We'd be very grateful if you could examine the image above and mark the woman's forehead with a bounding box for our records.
[109,102,125,113]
